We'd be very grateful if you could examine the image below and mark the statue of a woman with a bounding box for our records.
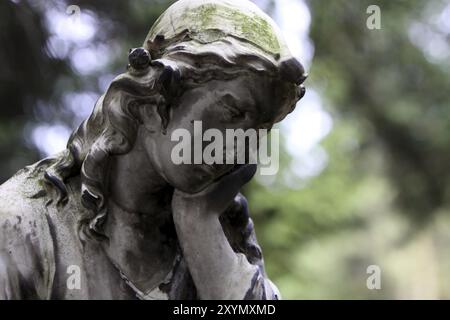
[0,0,306,299]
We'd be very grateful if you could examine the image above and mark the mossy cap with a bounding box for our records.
[143,0,306,85]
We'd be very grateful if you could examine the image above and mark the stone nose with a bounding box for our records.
[299,84,306,99]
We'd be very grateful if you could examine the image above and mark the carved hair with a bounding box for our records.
[43,37,306,241]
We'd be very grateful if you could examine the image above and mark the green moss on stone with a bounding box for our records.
[181,3,281,54]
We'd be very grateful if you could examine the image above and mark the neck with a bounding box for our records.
[101,133,178,290]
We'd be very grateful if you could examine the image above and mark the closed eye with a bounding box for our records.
[219,93,247,120]
[224,104,245,119]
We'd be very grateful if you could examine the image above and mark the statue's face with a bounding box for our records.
[145,73,294,193]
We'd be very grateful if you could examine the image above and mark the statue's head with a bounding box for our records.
[44,0,306,237]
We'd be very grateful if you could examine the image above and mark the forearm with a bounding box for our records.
[173,204,257,300]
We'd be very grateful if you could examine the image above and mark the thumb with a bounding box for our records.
[230,164,257,187]
[207,164,257,202]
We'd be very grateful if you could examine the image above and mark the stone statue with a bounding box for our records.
[0,0,306,299]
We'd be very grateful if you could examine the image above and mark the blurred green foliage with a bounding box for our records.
[1,0,449,299]
[248,0,450,299]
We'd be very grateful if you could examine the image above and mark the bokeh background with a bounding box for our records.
[1,0,450,299]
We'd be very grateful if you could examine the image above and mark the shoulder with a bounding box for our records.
[0,160,56,299]
[0,159,54,241]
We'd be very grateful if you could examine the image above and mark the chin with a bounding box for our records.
[177,176,216,194]
[168,164,225,194]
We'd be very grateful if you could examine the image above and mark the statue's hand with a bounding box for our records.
[171,164,257,299]
[172,164,257,215]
